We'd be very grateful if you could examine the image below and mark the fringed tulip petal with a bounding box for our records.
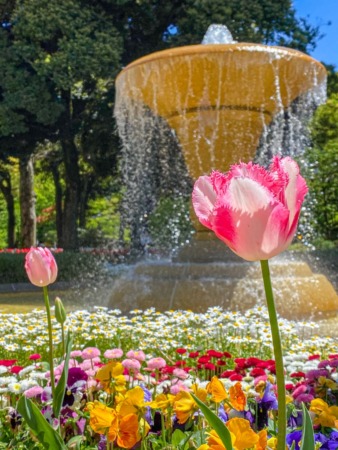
[192,176,217,229]
[192,157,307,261]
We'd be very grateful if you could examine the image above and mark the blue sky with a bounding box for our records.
[293,0,338,67]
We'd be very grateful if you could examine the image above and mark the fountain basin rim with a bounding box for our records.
[116,42,327,80]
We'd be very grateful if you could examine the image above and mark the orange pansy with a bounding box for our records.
[229,382,246,411]
[226,417,259,450]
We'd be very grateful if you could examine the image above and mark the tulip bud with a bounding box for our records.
[25,247,58,287]
[54,297,66,324]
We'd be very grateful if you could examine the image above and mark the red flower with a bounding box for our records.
[197,356,211,364]
[256,361,271,369]
[217,359,227,366]
[204,363,216,371]
[246,357,263,367]
[29,353,41,361]
[175,360,186,367]
[176,348,187,355]
[10,366,24,374]
[290,371,306,378]
[267,364,276,374]
[250,367,266,377]
[189,352,199,358]
[0,359,17,367]
[206,349,223,358]
[223,352,232,358]
[285,383,294,390]
[162,366,175,374]
[308,354,321,360]
[229,373,243,381]
[220,370,237,378]
[328,354,338,359]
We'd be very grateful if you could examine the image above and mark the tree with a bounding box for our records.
[307,93,338,241]
[0,0,122,248]
[0,158,16,247]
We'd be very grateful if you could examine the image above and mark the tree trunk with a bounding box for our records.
[50,162,63,247]
[19,155,36,247]
[78,175,94,229]
[59,90,80,250]
[60,138,80,249]
[0,169,16,248]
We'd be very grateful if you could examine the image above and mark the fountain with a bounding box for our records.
[112,25,338,322]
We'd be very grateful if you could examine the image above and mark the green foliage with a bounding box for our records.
[300,402,315,450]
[148,196,194,251]
[53,333,73,418]
[17,397,67,450]
[306,94,338,241]
[80,195,122,246]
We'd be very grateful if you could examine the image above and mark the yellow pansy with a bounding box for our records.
[146,393,175,411]
[310,398,338,428]
[87,401,118,435]
[267,436,278,449]
[207,376,228,403]
[117,386,146,417]
[174,385,207,425]
[95,361,126,394]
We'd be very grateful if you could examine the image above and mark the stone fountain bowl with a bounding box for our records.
[115,43,327,178]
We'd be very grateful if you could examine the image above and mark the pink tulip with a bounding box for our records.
[25,247,58,287]
[192,156,308,261]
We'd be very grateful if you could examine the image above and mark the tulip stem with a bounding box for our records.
[43,286,56,405]
[260,260,286,450]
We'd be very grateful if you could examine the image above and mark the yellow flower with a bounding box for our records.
[255,429,268,450]
[315,376,338,397]
[117,386,146,417]
[310,398,338,428]
[197,425,264,450]
[229,382,246,411]
[197,429,231,449]
[207,376,228,403]
[96,361,126,394]
[267,436,278,449]
[87,401,143,448]
[146,393,175,411]
[87,401,117,435]
[226,417,259,450]
[173,391,196,424]
[174,385,207,424]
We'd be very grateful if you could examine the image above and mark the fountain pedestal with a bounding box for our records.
[109,252,338,321]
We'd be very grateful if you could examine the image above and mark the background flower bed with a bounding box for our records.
[0,306,336,367]
[0,306,337,449]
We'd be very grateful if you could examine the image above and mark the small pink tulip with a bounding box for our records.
[25,247,58,287]
[192,156,308,261]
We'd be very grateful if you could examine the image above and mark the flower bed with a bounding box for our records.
[0,306,337,449]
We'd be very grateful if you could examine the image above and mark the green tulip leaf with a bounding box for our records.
[17,396,67,449]
[191,393,233,450]
[300,402,315,450]
[53,332,73,418]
